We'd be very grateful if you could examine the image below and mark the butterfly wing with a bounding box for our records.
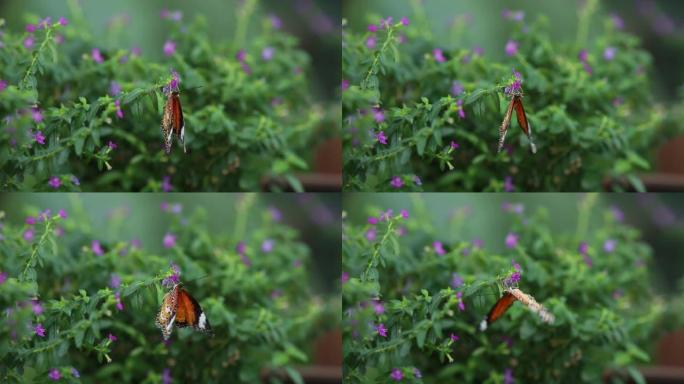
[155,285,179,340]
[175,288,212,334]
[513,97,537,154]
[479,292,518,331]
[171,93,186,153]
[497,97,516,153]
[161,94,175,154]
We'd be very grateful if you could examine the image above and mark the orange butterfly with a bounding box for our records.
[161,89,186,154]
[497,83,537,154]
[155,283,211,340]
[479,288,554,331]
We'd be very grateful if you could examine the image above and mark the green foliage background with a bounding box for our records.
[342,194,683,383]
[0,0,340,192]
[0,194,341,383]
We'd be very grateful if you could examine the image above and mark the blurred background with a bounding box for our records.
[0,193,341,294]
[344,193,684,295]
[344,0,684,189]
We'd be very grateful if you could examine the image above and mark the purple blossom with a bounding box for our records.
[71,176,80,186]
[504,368,514,384]
[380,16,394,29]
[368,24,378,32]
[110,274,121,289]
[578,242,589,255]
[162,176,173,192]
[413,175,422,186]
[71,368,80,378]
[341,272,350,284]
[365,228,377,241]
[48,369,61,381]
[433,241,446,256]
[578,49,589,63]
[433,48,446,63]
[32,300,43,315]
[380,209,394,222]
[92,240,104,256]
[92,48,104,63]
[375,131,388,145]
[26,24,36,33]
[269,14,283,29]
[0,272,7,285]
[372,108,385,123]
[261,47,275,61]
[58,209,67,218]
[162,263,181,288]
[24,36,34,49]
[261,239,274,253]
[451,273,464,288]
[504,176,515,192]
[603,47,617,61]
[512,259,521,272]
[23,229,35,241]
[604,239,616,253]
[473,46,484,56]
[451,81,464,95]
[0,79,7,92]
[505,233,518,248]
[58,17,69,26]
[610,13,624,29]
[505,40,518,56]
[401,17,409,26]
[48,177,61,189]
[110,81,122,96]
[373,300,385,315]
[456,291,465,311]
[32,108,43,123]
[413,368,422,378]
[163,40,176,56]
[502,9,525,21]
[390,176,403,189]
[107,140,118,150]
[162,368,172,384]
[163,233,176,248]
[400,209,409,219]
[26,216,36,225]
[341,79,349,91]
[390,368,403,381]
[368,217,379,225]
[450,333,460,342]
[108,333,117,342]
[473,239,483,249]
[375,323,388,337]
[366,36,376,49]
[456,99,465,119]
[34,323,46,337]
[268,206,283,222]
[131,46,142,56]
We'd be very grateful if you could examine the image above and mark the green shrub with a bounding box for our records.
[342,195,662,383]
[0,195,338,383]
[0,0,331,192]
[342,0,679,191]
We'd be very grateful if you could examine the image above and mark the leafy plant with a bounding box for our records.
[0,0,332,192]
[342,0,679,191]
[342,195,663,383]
[0,195,338,383]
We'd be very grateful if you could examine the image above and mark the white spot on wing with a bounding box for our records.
[479,319,487,332]
[166,314,176,332]
[198,312,206,330]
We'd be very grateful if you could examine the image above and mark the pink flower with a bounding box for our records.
[0,272,7,284]
[162,176,173,192]
[92,48,104,63]
[400,209,409,219]
[341,272,349,284]
[58,17,69,26]
[604,239,616,253]
[341,79,349,91]
[390,368,403,381]
[110,81,122,96]
[504,176,515,192]
[365,228,377,241]
[33,131,46,145]
[34,323,46,337]
[390,176,403,189]
[26,24,36,33]
[32,300,43,315]
[450,141,460,150]
[24,36,35,49]
[48,369,61,381]
[505,233,518,248]
[58,209,67,218]
[375,323,388,337]
[261,47,275,61]
[32,108,44,123]
[603,47,617,61]
[92,240,104,256]
[48,177,61,189]
[375,131,388,145]
[163,40,176,56]
[0,79,7,92]
[372,108,385,123]
[107,140,117,150]
[23,229,35,241]
[433,241,446,255]
[107,333,117,342]
[366,36,377,49]
[450,333,460,342]
[110,274,121,289]
[261,239,274,253]
[373,300,385,315]
[163,233,176,248]
[433,48,446,63]
[456,291,465,311]
[505,40,518,56]
[400,17,409,26]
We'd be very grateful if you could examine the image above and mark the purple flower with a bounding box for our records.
[24,36,35,49]
[161,264,181,288]
[504,368,514,384]
[456,291,465,311]
[451,273,464,288]
[33,130,46,145]
[610,13,624,29]
[108,333,117,342]
[162,368,172,384]
[502,10,525,22]
[32,108,44,123]
[450,333,460,342]
[413,368,422,378]
[110,274,121,289]
[375,323,388,337]
[451,81,464,95]
[0,272,7,285]
[48,369,61,381]
[110,81,122,96]
[269,14,283,29]
[504,176,515,192]
[604,239,616,253]
[92,240,104,256]
[368,217,379,225]
[433,48,446,63]
[268,206,282,222]
[375,131,388,145]
[505,40,518,56]
[413,175,422,186]
[505,271,521,286]
[58,16,69,26]
[505,233,518,248]
[26,24,36,33]
[390,176,403,189]
[433,241,446,256]
[603,47,617,61]
[341,79,349,91]
[58,209,67,219]
[92,48,104,63]
[455,99,465,119]
[373,300,385,315]
[48,177,61,189]
[236,241,246,255]
[71,368,80,378]
[578,242,588,255]
[261,239,274,253]
[366,36,377,49]
[611,206,624,222]
[32,300,43,315]
[380,16,394,29]
[163,233,176,248]
[401,17,409,26]
[0,79,7,92]
[34,323,46,337]
[163,40,176,56]
[131,46,142,56]
[372,108,385,123]
[107,140,118,150]
[71,176,81,186]
[368,24,378,32]
[261,47,275,61]
[578,49,589,63]
[162,176,173,192]
[365,228,377,241]
[26,216,36,225]
[390,368,403,381]
[23,229,35,241]
[341,272,350,284]
[400,209,409,219]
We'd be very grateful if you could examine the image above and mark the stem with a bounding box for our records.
[362,26,396,90]
[234,0,258,49]
[233,194,255,243]
[362,220,395,280]
[576,0,598,48]
[575,193,597,240]
[20,219,53,282]
[21,27,54,90]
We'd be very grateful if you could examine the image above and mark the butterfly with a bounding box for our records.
[161,89,186,154]
[479,288,554,331]
[155,283,211,340]
[497,88,537,155]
